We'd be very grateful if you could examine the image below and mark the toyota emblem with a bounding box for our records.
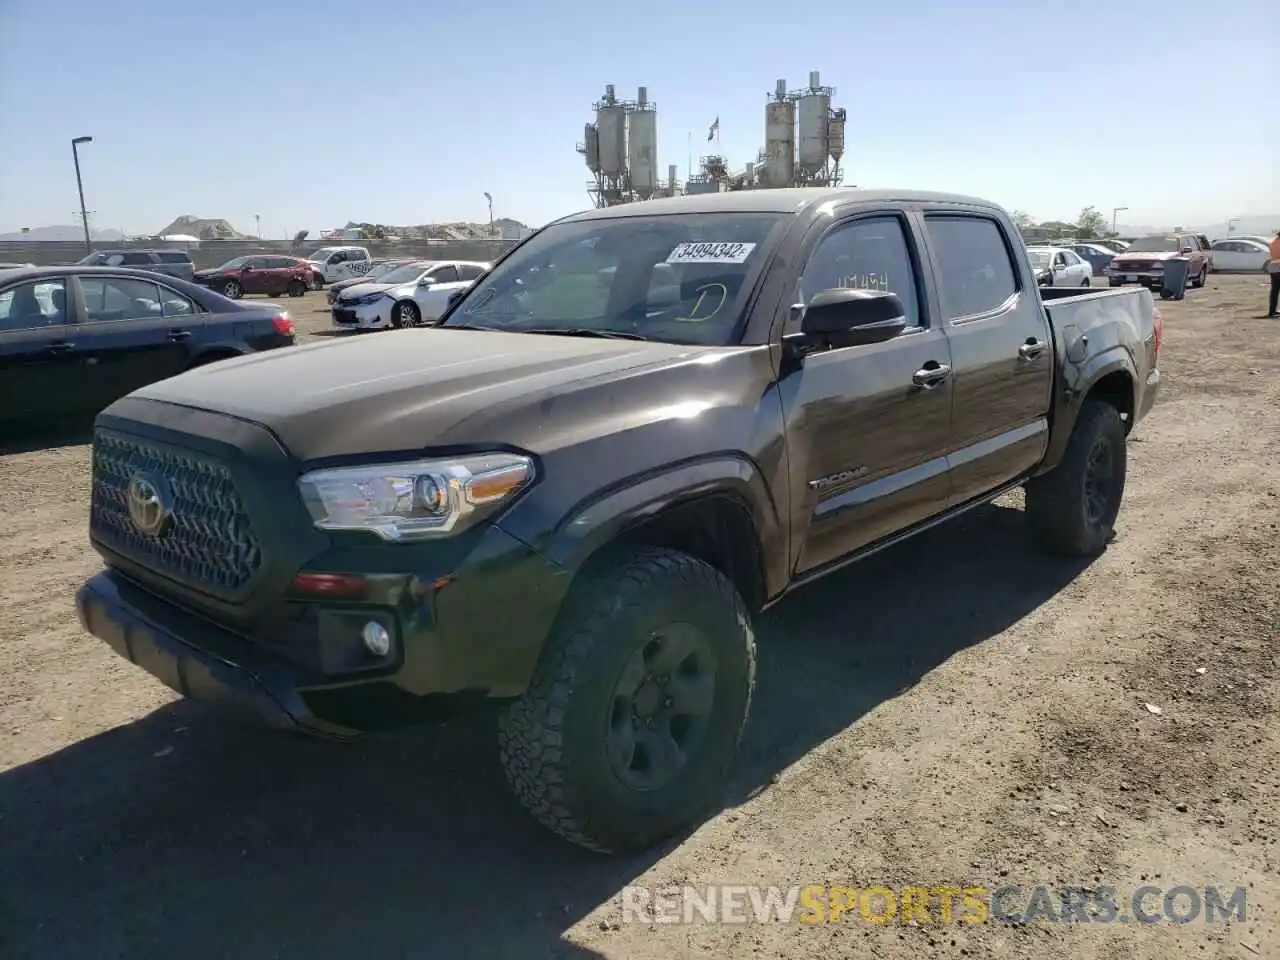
[126,473,172,538]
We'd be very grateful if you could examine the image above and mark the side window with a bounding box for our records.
[925,216,1019,319]
[795,215,921,330]
[104,253,126,267]
[122,251,153,266]
[157,284,197,317]
[156,252,190,264]
[330,251,347,264]
[247,257,271,269]
[81,276,164,322]
[0,280,68,331]
[430,264,460,283]
[457,264,486,281]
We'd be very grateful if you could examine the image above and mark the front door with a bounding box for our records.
[414,263,467,321]
[779,211,955,574]
[918,213,1055,507]
[0,277,83,424]
[239,257,272,295]
[73,274,195,407]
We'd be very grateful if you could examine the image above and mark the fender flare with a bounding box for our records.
[188,341,251,366]
[1038,348,1137,474]
[541,453,787,600]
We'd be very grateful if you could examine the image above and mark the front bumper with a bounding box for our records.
[331,298,392,330]
[77,522,573,736]
[1108,269,1165,287]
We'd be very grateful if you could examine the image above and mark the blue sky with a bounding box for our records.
[1,0,1275,237]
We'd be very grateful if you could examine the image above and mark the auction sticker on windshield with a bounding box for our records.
[666,242,757,265]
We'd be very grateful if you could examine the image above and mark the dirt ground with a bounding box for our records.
[1,278,1276,960]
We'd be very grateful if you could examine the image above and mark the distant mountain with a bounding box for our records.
[0,224,125,242]
[1117,215,1278,240]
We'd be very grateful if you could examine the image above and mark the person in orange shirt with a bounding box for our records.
[1268,230,1280,318]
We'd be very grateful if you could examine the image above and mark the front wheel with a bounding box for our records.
[1025,399,1127,556]
[498,545,756,854]
[220,279,242,299]
[390,300,420,328]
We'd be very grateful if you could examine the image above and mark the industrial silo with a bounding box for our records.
[828,108,846,168]
[627,86,658,199]
[796,70,831,177]
[582,122,601,173]
[764,79,795,188]
[596,84,626,178]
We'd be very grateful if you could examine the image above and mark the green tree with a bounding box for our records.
[1011,209,1035,231]
[1076,206,1107,239]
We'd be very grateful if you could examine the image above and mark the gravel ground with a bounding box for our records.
[1,277,1277,959]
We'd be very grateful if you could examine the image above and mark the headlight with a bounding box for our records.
[297,453,534,542]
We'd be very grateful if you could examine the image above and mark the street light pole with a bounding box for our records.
[255,214,261,238]
[1111,206,1128,236]
[71,136,94,255]
[483,192,494,234]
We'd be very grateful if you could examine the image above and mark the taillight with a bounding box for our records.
[1152,306,1162,359]
[272,312,295,336]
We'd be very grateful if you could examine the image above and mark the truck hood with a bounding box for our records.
[124,329,736,461]
[1113,250,1179,262]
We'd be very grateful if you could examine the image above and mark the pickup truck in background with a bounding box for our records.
[75,189,1161,855]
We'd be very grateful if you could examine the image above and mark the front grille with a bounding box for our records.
[90,430,263,595]
[333,308,357,323]
[1118,261,1153,272]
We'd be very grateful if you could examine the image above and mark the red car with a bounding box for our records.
[1108,233,1212,290]
[192,254,314,299]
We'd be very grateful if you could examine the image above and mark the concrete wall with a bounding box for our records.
[0,238,522,270]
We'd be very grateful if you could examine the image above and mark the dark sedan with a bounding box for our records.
[0,265,296,426]
[326,258,416,303]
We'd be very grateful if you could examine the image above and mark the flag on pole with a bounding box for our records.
[707,117,719,142]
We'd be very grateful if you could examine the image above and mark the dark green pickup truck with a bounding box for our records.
[76,188,1161,854]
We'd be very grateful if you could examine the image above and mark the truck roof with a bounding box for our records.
[556,188,1003,222]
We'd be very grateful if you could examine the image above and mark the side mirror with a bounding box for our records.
[1179,246,1193,255]
[799,289,909,345]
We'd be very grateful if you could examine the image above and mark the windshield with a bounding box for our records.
[367,260,406,279]
[1027,250,1052,268]
[1125,236,1180,253]
[308,248,338,262]
[443,212,787,345]
[378,264,429,284]
[217,256,251,269]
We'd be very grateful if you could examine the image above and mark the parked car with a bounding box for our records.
[74,188,1162,854]
[1209,237,1272,273]
[76,249,196,282]
[1026,245,1093,286]
[1067,243,1120,276]
[1089,239,1130,254]
[1108,233,1211,290]
[326,258,417,304]
[329,259,489,329]
[192,255,314,299]
[0,266,295,426]
[305,245,373,286]
[0,261,35,269]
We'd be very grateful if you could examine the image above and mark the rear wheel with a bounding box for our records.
[288,279,306,297]
[220,279,242,299]
[1025,399,1127,556]
[390,300,420,328]
[498,545,756,853]
[1081,276,1091,286]
[1190,266,1207,289]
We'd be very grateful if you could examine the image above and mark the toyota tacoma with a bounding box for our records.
[75,189,1162,854]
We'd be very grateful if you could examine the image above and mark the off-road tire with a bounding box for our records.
[498,545,756,854]
[1025,399,1127,556]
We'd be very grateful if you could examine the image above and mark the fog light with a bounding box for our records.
[361,621,391,656]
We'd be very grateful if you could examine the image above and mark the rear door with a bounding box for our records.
[779,207,956,572]
[0,277,82,423]
[918,211,1055,507]
[72,274,196,406]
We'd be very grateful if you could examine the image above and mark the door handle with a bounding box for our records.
[167,329,192,341]
[1018,339,1046,361]
[911,362,951,388]
[46,341,74,354]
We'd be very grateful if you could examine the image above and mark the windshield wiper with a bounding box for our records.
[520,327,650,341]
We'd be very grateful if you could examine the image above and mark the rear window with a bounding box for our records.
[156,252,192,263]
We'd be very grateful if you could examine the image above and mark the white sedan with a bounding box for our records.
[1209,238,1271,273]
[329,260,490,330]
[1026,246,1093,287]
